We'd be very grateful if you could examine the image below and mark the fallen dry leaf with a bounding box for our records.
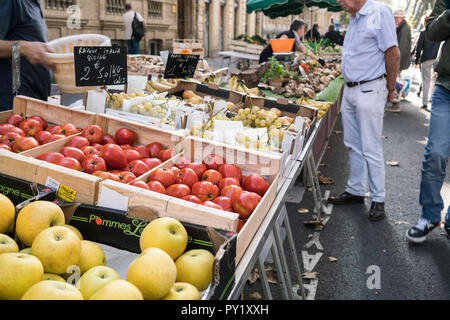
[319,163,328,167]
[304,219,324,227]
[308,234,314,239]
[249,292,262,300]
[266,269,277,284]
[394,221,409,225]
[302,272,319,279]
[247,268,259,285]
[334,130,343,134]
[319,175,334,185]
[386,159,399,166]
[328,257,338,262]
[327,145,332,150]
[297,208,310,214]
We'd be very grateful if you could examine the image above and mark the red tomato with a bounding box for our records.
[8,126,26,137]
[56,123,78,136]
[147,180,166,194]
[0,124,16,136]
[12,137,39,152]
[174,156,190,169]
[46,125,62,134]
[231,190,259,219]
[66,136,90,149]
[142,157,162,170]
[92,143,103,151]
[127,160,150,177]
[6,114,24,127]
[220,185,243,199]
[249,192,262,203]
[146,142,164,158]
[120,144,134,151]
[81,125,104,144]
[135,146,150,158]
[100,144,127,170]
[185,163,208,179]
[236,219,246,233]
[176,168,198,188]
[36,152,64,164]
[55,157,82,171]
[80,146,99,157]
[44,134,66,144]
[101,134,116,145]
[115,128,137,145]
[82,155,107,174]
[59,146,86,165]
[129,180,151,190]
[191,181,219,202]
[201,169,223,185]
[34,130,52,145]
[203,153,224,170]
[218,164,242,179]
[2,132,23,147]
[0,143,12,152]
[28,115,48,129]
[124,149,143,163]
[166,184,191,199]
[169,166,181,176]
[218,177,240,190]
[157,148,174,162]
[92,171,120,182]
[148,168,177,187]
[202,201,223,210]
[242,174,269,196]
[117,171,137,184]
[19,118,43,137]
[213,196,233,212]
[181,195,202,204]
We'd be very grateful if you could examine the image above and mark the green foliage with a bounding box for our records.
[261,57,297,81]
[233,34,267,46]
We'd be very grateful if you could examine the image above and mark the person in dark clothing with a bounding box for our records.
[0,0,54,111]
[324,24,343,45]
[305,24,321,42]
[259,19,319,64]
[414,14,441,111]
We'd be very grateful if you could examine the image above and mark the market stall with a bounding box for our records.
[0,30,343,300]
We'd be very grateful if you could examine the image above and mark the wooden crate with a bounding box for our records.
[230,40,264,56]
[172,39,204,59]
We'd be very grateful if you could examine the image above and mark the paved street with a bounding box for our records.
[243,68,450,300]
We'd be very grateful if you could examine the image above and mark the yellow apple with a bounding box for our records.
[31,226,81,274]
[127,247,177,300]
[42,273,66,282]
[19,247,32,255]
[139,217,188,260]
[90,280,143,300]
[77,240,106,274]
[16,200,66,247]
[162,282,201,300]
[0,233,19,254]
[175,249,215,291]
[21,280,83,300]
[0,194,15,233]
[63,224,83,240]
[76,265,121,300]
[0,252,44,300]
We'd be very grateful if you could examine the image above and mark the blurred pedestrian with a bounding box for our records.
[324,24,343,45]
[306,24,321,42]
[328,0,400,222]
[414,13,440,112]
[406,0,450,244]
[123,3,145,54]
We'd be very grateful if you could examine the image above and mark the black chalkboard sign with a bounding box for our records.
[164,53,200,79]
[74,46,127,87]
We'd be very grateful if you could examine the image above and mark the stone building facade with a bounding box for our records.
[42,0,339,58]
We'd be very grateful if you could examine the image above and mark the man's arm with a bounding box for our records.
[426,0,450,42]
[414,31,424,65]
[0,40,55,70]
[385,45,400,102]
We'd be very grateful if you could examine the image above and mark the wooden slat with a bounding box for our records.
[20,134,81,157]
[0,149,40,183]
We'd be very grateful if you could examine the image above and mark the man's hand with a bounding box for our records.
[387,89,397,103]
[415,64,419,69]
[20,41,55,71]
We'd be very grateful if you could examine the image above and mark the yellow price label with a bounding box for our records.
[57,184,76,203]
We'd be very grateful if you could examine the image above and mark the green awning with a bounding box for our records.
[247,0,341,18]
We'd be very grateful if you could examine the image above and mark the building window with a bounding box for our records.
[148,1,163,19]
[106,0,126,15]
[45,0,75,10]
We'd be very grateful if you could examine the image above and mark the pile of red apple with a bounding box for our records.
[0,113,79,153]
[34,125,175,183]
[130,153,270,231]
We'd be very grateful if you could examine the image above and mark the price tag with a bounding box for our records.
[45,177,60,191]
[74,46,127,87]
[294,116,305,133]
[57,184,77,203]
[164,53,200,79]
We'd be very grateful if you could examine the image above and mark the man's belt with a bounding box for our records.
[346,74,387,88]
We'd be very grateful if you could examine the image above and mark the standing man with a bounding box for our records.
[324,24,344,45]
[0,0,54,111]
[328,0,400,222]
[389,9,411,112]
[406,0,450,243]
[123,3,145,55]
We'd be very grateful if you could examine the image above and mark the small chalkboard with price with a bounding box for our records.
[164,53,200,79]
[74,46,127,87]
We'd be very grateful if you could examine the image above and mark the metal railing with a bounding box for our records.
[106,0,125,15]
[45,0,75,10]
[148,1,163,19]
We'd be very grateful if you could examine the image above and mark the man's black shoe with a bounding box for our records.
[368,202,385,221]
[327,191,365,205]
[444,222,450,243]
[406,219,440,243]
